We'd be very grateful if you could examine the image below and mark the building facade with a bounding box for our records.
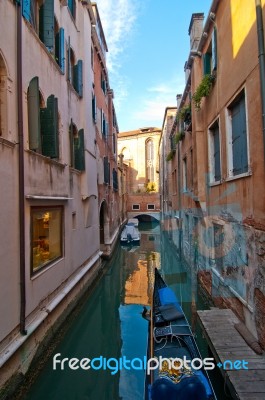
[160,1,265,347]
[118,127,161,222]
[0,0,119,394]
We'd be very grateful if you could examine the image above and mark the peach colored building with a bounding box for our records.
[118,127,161,222]
[0,0,119,395]
[160,1,265,346]
[91,4,120,257]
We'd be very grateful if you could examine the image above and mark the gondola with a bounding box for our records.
[144,268,216,400]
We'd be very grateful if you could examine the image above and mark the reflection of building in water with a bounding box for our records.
[124,260,149,305]
[123,249,161,306]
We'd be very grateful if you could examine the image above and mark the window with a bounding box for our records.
[92,94,97,123]
[146,139,154,182]
[23,0,55,52]
[103,156,110,184]
[113,169,118,191]
[31,206,63,274]
[55,24,65,73]
[67,39,83,97]
[69,121,85,171]
[147,204,155,210]
[101,72,107,94]
[227,90,248,176]
[101,110,107,138]
[183,157,187,191]
[203,27,217,75]
[132,204,140,210]
[208,120,221,182]
[68,0,76,20]
[28,77,59,158]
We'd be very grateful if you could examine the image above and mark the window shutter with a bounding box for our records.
[39,0,54,51]
[104,156,109,184]
[73,60,83,97]
[55,28,65,73]
[28,77,41,151]
[68,0,75,18]
[40,95,59,158]
[92,95,97,123]
[203,53,211,75]
[69,120,74,167]
[213,128,221,181]
[74,129,85,171]
[212,27,217,71]
[67,37,71,82]
[22,0,31,22]
[232,95,248,175]
[103,118,106,138]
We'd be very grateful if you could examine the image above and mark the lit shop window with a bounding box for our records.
[31,207,63,274]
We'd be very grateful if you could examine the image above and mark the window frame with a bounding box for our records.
[225,88,250,179]
[208,117,221,185]
[30,205,64,276]
[132,204,140,210]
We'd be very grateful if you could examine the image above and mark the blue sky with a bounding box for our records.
[96,0,212,132]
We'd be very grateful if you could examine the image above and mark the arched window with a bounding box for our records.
[27,77,59,158]
[146,138,154,182]
[69,121,85,171]
[0,53,8,137]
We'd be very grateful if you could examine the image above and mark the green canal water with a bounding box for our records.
[21,222,232,400]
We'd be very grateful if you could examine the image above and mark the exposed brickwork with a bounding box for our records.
[254,288,265,349]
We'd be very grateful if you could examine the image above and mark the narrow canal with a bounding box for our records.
[19,222,232,400]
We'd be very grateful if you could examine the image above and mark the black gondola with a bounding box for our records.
[144,268,216,400]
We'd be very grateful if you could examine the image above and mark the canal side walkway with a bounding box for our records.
[197,309,265,400]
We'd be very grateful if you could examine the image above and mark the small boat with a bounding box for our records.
[120,222,141,245]
[128,218,139,227]
[144,268,216,400]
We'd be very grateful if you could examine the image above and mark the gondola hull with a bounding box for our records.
[145,268,216,400]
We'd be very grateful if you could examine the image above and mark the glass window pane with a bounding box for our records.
[31,207,63,274]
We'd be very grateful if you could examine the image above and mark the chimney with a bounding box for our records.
[188,13,204,52]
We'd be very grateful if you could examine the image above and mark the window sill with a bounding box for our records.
[31,257,63,280]
[0,137,16,148]
[26,150,66,168]
[225,170,252,182]
[209,180,222,187]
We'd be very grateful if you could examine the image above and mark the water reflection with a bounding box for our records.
[21,222,231,400]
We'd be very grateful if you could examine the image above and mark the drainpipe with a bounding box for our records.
[17,1,27,335]
[256,0,265,164]
[177,143,182,260]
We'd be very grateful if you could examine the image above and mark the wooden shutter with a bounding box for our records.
[74,129,85,171]
[67,37,71,82]
[40,95,59,158]
[92,95,97,122]
[39,0,54,51]
[69,120,74,167]
[212,27,217,71]
[104,156,109,184]
[22,0,31,22]
[56,28,65,72]
[231,94,248,175]
[203,53,211,75]
[213,126,221,181]
[74,60,83,97]
[28,77,41,151]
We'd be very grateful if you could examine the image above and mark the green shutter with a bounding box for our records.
[203,53,211,75]
[22,0,31,22]
[92,95,97,122]
[212,27,217,71]
[67,37,71,82]
[69,120,74,167]
[74,129,85,171]
[74,60,83,97]
[56,28,65,72]
[39,0,54,51]
[40,95,59,158]
[28,77,41,151]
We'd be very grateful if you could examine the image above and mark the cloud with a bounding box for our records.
[96,0,140,72]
